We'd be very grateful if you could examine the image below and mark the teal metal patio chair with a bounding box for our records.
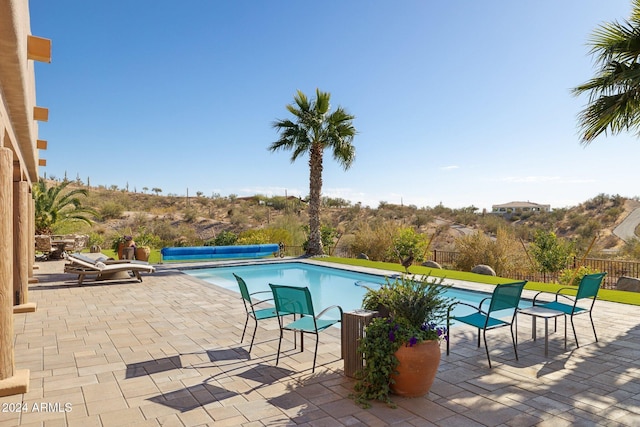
[532,272,606,348]
[269,283,343,373]
[446,281,527,368]
[233,273,278,352]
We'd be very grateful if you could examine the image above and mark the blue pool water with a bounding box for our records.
[183,261,531,319]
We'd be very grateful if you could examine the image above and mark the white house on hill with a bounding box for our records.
[491,201,550,216]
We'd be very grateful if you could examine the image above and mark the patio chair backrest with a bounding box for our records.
[233,273,252,302]
[575,273,607,300]
[269,284,315,317]
[488,281,527,314]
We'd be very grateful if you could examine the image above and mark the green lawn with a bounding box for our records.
[317,256,640,306]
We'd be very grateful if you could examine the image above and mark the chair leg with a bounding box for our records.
[248,319,259,353]
[482,329,492,368]
[564,315,567,350]
[589,312,598,343]
[446,317,451,355]
[241,315,250,342]
[275,328,283,366]
[312,334,319,373]
[510,321,519,361]
[570,315,579,348]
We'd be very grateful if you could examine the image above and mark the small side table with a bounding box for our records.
[342,310,377,378]
[518,306,566,356]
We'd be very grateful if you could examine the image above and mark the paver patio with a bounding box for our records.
[1,258,640,426]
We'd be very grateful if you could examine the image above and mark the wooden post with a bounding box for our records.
[13,181,29,305]
[28,197,38,278]
[0,148,29,396]
[0,148,14,379]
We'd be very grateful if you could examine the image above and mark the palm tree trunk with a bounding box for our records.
[307,143,324,256]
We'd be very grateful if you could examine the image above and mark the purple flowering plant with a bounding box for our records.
[353,274,454,407]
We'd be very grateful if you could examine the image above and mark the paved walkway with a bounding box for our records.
[614,207,640,242]
[1,259,640,426]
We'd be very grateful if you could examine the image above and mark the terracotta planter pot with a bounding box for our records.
[135,247,151,262]
[390,340,441,397]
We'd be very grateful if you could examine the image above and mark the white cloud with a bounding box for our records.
[499,176,597,184]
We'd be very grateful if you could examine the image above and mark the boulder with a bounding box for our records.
[471,264,496,276]
[356,253,369,260]
[421,260,442,269]
[616,276,640,293]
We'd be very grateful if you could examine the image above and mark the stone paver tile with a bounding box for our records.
[77,361,127,376]
[118,376,161,398]
[317,398,361,419]
[14,406,66,426]
[98,407,146,426]
[155,413,184,427]
[175,407,215,425]
[43,375,98,393]
[138,398,183,419]
[66,415,102,427]
[233,399,283,421]
[204,404,243,422]
[397,398,456,422]
[206,414,250,427]
[85,396,128,416]
[0,413,21,427]
[82,381,123,403]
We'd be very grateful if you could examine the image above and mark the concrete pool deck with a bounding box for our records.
[1,258,640,426]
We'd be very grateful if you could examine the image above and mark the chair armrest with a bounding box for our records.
[251,298,274,307]
[555,287,578,296]
[478,296,491,311]
[532,290,551,305]
[249,291,274,306]
[551,287,578,303]
[449,301,487,316]
[317,305,343,320]
[533,288,576,305]
[250,290,273,298]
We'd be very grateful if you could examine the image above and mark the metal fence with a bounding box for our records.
[426,251,639,290]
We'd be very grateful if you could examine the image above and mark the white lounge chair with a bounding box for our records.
[64,253,155,285]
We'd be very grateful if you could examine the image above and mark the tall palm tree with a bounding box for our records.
[573,0,640,144]
[270,89,356,256]
[34,180,97,234]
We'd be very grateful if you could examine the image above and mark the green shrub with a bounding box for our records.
[558,266,599,286]
[349,220,396,261]
[237,227,291,245]
[100,202,125,220]
[529,230,574,274]
[454,228,532,277]
[206,231,237,246]
[387,226,430,264]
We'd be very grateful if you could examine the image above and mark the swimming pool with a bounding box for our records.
[183,261,531,318]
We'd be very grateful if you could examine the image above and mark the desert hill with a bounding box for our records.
[55,180,635,257]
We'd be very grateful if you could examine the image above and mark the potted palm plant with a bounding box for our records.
[353,274,453,408]
[134,231,154,262]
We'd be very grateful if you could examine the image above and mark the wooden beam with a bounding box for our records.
[36,140,47,150]
[37,159,46,167]
[27,35,51,63]
[33,107,48,122]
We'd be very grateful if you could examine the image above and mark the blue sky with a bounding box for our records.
[30,0,639,211]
